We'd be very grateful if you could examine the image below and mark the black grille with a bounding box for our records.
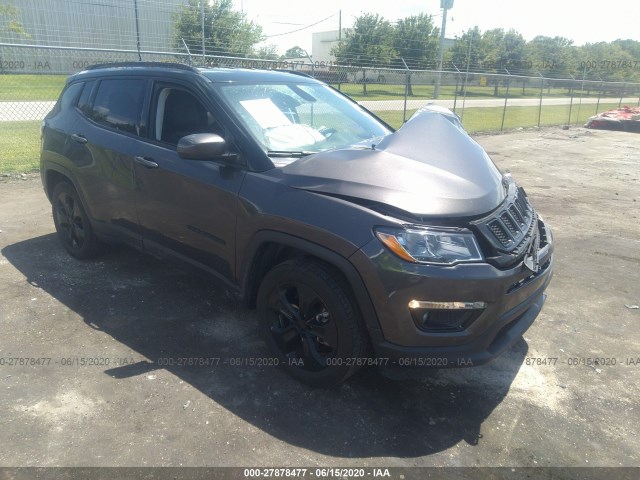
[489,220,510,246]
[500,212,519,235]
[473,185,537,268]
[509,205,524,225]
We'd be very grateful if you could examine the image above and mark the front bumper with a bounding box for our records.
[349,221,553,367]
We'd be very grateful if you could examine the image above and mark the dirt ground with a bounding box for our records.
[0,126,638,470]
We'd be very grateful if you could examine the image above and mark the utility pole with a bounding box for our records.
[201,1,205,65]
[434,0,453,99]
[133,0,142,61]
[338,10,342,42]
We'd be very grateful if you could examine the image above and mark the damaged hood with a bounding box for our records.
[281,110,505,218]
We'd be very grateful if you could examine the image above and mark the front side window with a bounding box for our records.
[214,82,390,160]
[153,87,221,146]
[89,79,146,136]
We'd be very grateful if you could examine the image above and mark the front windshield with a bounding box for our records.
[214,82,391,159]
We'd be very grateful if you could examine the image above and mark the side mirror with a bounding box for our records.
[177,133,237,163]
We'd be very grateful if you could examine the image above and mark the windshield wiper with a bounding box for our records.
[267,150,315,158]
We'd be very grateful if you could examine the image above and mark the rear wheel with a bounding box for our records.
[256,258,368,387]
[51,181,103,259]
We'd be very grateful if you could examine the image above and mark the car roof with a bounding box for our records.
[69,62,320,85]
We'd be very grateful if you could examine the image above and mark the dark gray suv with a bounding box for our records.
[40,63,553,387]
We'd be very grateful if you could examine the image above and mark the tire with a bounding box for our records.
[256,258,368,387]
[51,181,103,259]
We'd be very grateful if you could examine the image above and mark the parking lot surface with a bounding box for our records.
[0,127,638,468]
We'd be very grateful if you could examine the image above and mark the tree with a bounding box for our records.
[174,0,262,59]
[332,14,395,68]
[524,36,575,78]
[446,27,483,71]
[0,4,29,38]
[253,44,280,61]
[392,14,439,69]
[284,46,307,58]
[392,14,439,95]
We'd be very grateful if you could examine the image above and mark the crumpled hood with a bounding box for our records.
[281,110,505,217]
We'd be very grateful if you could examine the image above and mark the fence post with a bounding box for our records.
[452,63,462,113]
[596,76,603,115]
[200,0,205,65]
[575,63,587,125]
[567,75,576,125]
[401,57,409,123]
[536,70,543,128]
[619,83,626,107]
[500,68,511,131]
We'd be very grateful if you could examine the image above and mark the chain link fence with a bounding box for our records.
[2,43,640,131]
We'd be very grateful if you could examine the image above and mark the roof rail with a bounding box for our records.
[84,62,199,72]
[281,70,314,79]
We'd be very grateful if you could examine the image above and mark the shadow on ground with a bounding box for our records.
[3,234,528,458]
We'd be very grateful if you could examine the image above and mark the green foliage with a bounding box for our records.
[332,14,395,67]
[173,0,262,58]
[446,27,483,70]
[284,46,307,58]
[445,26,640,82]
[253,44,280,60]
[525,36,576,77]
[0,4,29,38]
[392,14,439,69]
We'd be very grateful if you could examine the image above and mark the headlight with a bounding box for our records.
[375,227,484,265]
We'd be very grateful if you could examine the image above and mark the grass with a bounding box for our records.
[0,74,66,101]
[0,71,628,174]
[1,73,633,102]
[334,83,630,102]
[0,121,41,173]
[375,102,623,131]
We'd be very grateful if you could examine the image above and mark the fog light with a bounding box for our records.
[408,300,487,332]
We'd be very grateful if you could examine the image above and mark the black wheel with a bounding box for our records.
[256,259,368,387]
[51,181,103,259]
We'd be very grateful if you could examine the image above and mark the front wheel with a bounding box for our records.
[256,259,368,387]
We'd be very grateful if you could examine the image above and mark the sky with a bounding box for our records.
[233,0,639,54]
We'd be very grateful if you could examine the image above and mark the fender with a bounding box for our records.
[238,230,384,344]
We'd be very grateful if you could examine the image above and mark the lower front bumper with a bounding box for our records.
[371,289,546,370]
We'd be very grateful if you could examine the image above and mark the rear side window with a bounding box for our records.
[77,80,95,116]
[49,82,83,117]
[89,79,146,136]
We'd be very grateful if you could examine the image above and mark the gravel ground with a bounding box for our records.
[0,126,638,470]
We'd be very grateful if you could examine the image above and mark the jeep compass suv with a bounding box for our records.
[40,63,553,387]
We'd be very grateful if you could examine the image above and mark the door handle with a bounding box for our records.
[71,133,87,144]
[135,156,159,169]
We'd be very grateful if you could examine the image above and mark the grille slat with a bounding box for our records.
[509,205,525,225]
[488,221,511,246]
[473,186,538,269]
[500,212,520,235]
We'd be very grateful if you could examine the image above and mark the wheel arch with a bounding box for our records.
[239,231,384,343]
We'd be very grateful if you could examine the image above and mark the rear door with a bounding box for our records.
[132,81,246,284]
[69,77,149,244]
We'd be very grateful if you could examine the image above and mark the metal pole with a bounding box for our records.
[133,0,142,61]
[460,34,472,121]
[536,70,543,128]
[452,63,461,113]
[619,83,626,107]
[181,38,192,66]
[567,75,575,125]
[596,76,603,114]
[576,62,587,125]
[434,4,449,99]
[401,57,409,123]
[500,68,510,131]
[201,1,205,65]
